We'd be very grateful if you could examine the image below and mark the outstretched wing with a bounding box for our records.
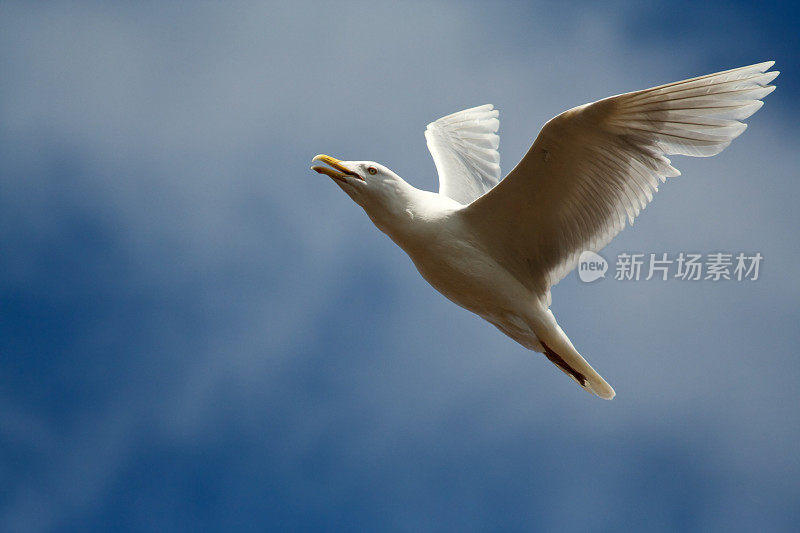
[464,61,778,299]
[425,104,501,205]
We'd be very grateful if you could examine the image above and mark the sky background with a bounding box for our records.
[1,1,799,531]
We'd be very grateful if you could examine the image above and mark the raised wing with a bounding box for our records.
[425,104,501,205]
[464,61,778,299]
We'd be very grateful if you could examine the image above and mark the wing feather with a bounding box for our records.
[464,62,778,299]
[425,104,501,205]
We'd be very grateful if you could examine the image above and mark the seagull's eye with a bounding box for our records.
[367,166,378,175]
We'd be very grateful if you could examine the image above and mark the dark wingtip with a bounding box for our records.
[541,340,588,387]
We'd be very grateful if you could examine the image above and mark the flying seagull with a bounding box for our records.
[311,61,778,399]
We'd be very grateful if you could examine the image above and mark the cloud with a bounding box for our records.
[0,1,797,530]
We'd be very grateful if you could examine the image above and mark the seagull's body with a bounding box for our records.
[312,62,778,399]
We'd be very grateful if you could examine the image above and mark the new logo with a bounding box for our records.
[578,251,608,283]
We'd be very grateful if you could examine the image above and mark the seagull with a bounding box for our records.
[311,61,778,399]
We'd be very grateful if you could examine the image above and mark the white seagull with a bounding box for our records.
[311,61,778,399]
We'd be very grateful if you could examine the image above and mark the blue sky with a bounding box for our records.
[1,1,798,531]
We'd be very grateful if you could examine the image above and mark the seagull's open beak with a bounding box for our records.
[311,154,363,182]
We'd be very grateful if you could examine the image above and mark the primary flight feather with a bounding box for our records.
[311,61,778,399]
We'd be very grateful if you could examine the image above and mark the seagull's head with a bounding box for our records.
[311,154,412,217]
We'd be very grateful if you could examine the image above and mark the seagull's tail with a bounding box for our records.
[534,309,616,400]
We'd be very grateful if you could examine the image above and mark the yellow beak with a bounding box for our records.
[311,154,363,182]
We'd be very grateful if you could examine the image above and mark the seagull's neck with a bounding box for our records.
[360,178,461,247]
